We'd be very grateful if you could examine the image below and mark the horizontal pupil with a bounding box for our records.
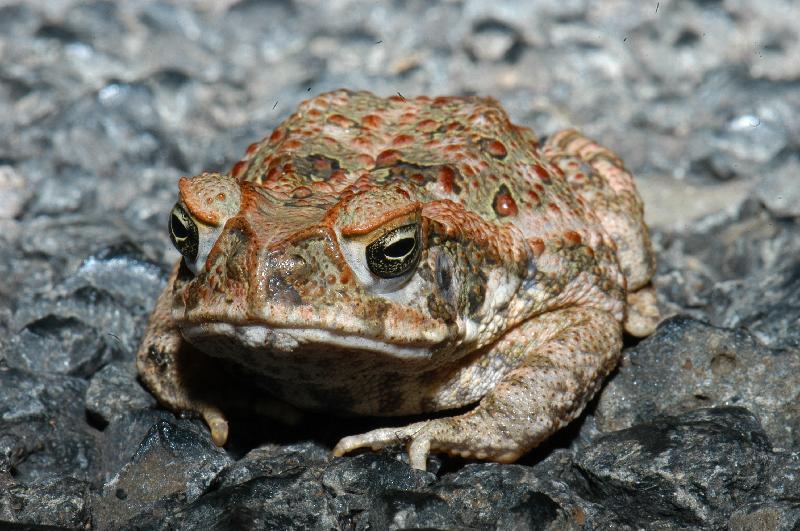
[384,237,415,259]
[364,223,420,279]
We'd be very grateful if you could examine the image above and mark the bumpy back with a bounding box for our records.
[544,129,656,291]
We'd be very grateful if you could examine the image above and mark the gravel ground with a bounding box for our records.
[1,0,798,529]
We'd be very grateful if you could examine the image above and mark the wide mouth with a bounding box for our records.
[180,321,436,360]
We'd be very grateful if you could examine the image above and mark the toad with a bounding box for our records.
[137,90,659,470]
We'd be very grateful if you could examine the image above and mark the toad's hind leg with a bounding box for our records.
[136,264,230,445]
[544,130,659,336]
[333,306,622,470]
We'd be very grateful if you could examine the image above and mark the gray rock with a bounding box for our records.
[656,199,800,287]
[757,157,800,218]
[85,361,156,426]
[730,501,800,531]
[6,314,109,377]
[569,408,772,529]
[0,165,31,219]
[708,257,800,351]
[93,419,232,529]
[595,317,800,449]
[6,243,166,378]
[654,198,800,335]
[705,113,789,181]
[465,20,523,62]
[0,476,92,529]
[0,368,99,484]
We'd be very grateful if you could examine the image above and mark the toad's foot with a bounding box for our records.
[334,306,622,470]
[624,284,660,337]
[332,415,523,470]
[203,406,229,446]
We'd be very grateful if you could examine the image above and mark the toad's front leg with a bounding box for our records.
[332,306,622,470]
[137,264,230,445]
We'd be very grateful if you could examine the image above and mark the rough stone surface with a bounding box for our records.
[0,369,100,485]
[1,0,798,529]
[757,157,800,218]
[0,475,92,529]
[85,361,157,426]
[93,419,232,529]
[571,408,772,529]
[594,316,800,450]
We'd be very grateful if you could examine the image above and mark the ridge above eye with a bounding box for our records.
[365,223,421,279]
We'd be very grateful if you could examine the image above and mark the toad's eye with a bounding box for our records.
[169,203,199,262]
[365,223,421,279]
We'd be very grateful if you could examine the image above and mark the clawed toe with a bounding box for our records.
[331,422,433,470]
[201,406,229,446]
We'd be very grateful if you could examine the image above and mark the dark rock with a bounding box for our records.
[731,458,800,528]
[145,442,338,530]
[322,452,437,529]
[400,463,563,530]
[595,317,800,449]
[93,419,232,528]
[136,447,566,530]
[708,256,800,351]
[216,441,330,489]
[0,476,92,529]
[6,314,109,377]
[0,368,100,484]
[569,408,772,529]
[766,451,800,500]
[730,501,800,531]
[6,242,165,378]
[85,361,156,426]
[99,409,176,484]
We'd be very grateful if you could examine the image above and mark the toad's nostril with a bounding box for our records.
[266,273,303,305]
[276,254,309,284]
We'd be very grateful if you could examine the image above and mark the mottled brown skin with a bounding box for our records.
[137,90,659,470]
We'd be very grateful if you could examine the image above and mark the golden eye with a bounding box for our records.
[168,203,199,262]
[365,223,421,278]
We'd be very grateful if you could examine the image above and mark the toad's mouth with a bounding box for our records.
[180,321,436,360]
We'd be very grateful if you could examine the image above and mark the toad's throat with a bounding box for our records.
[180,322,435,360]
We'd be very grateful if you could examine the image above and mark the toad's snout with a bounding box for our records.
[253,252,311,306]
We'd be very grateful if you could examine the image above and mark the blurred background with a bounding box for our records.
[2,0,798,236]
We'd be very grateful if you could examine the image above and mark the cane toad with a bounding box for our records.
[137,90,659,470]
